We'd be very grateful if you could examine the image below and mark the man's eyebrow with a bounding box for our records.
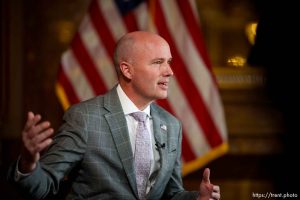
[152,57,172,61]
[154,57,164,60]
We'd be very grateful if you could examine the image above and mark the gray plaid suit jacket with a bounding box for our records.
[8,86,199,200]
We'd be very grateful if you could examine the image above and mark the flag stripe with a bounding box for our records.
[168,79,210,156]
[71,33,107,95]
[79,15,117,89]
[99,1,127,40]
[181,133,197,162]
[57,65,79,104]
[61,50,95,101]
[89,0,116,58]
[188,0,200,22]
[134,3,152,31]
[154,2,223,147]
[123,12,139,32]
[176,0,212,70]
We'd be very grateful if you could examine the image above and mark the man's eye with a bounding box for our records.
[154,60,162,64]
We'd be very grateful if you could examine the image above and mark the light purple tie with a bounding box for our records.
[131,112,151,200]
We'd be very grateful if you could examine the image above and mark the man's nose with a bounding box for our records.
[163,64,174,77]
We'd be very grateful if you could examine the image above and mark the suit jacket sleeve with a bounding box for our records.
[7,105,88,200]
[162,122,199,200]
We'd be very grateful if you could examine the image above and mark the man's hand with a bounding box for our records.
[19,111,54,173]
[198,168,220,200]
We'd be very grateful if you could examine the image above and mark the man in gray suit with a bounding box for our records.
[8,31,220,200]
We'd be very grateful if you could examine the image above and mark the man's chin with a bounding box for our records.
[156,93,168,100]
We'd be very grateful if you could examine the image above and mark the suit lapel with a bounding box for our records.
[151,107,168,153]
[148,104,168,197]
[103,87,138,197]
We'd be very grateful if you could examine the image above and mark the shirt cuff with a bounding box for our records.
[14,156,31,181]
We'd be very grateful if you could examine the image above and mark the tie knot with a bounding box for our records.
[130,112,147,123]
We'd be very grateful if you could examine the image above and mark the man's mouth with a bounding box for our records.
[158,81,169,89]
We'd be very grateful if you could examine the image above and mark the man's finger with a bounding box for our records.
[202,168,210,184]
[213,185,220,193]
[33,128,54,144]
[24,111,35,130]
[33,121,51,135]
[212,191,220,199]
[24,112,41,131]
[35,138,53,153]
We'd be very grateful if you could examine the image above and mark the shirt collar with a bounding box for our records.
[116,84,151,117]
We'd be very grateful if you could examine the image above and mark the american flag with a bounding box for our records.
[56,0,228,176]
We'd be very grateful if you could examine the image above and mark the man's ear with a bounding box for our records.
[120,61,133,80]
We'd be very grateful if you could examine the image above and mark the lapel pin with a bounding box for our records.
[160,124,167,131]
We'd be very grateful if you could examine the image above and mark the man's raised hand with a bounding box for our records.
[198,168,221,200]
[19,111,54,173]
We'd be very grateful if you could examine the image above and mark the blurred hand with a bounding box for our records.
[19,111,54,173]
[198,168,220,200]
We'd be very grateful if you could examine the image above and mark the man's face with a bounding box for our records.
[130,37,173,104]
